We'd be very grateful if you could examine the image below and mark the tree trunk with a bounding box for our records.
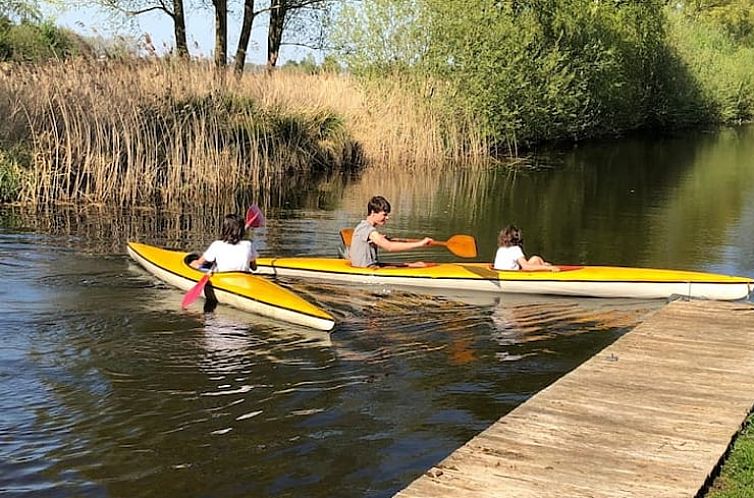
[234,0,257,75]
[267,0,286,71]
[213,0,228,67]
[173,0,189,57]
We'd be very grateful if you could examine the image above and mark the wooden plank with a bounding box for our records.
[396,300,754,498]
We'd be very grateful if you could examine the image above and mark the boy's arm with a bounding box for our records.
[370,231,432,252]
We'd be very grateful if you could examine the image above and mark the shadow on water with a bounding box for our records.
[0,125,753,496]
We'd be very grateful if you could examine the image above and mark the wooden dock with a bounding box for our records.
[396,299,754,498]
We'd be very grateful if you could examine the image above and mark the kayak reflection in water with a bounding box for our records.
[349,195,433,268]
[190,214,258,272]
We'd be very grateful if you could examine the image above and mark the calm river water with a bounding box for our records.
[2,126,753,497]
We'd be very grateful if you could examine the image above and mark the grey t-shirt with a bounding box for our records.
[349,220,378,267]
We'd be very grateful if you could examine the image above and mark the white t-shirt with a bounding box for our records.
[493,245,524,270]
[201,240,257,272]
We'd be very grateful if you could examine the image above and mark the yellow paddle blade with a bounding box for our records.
[442,235,478,258]
[340,228,354,247]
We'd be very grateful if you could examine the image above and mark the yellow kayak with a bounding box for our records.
[254,257,753,301]
[127,242,335,331]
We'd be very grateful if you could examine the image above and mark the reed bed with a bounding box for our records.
[0,59,489,207]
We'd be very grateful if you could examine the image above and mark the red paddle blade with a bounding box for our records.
[245,204,266,228]
[181,273,210,308]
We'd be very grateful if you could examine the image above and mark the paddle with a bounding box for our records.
[182,264,215,309]
[245,204,266,229]
[339,228,478,258]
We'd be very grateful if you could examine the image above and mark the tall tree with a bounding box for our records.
[266,0,333,71]
[171,0,189,57]
[266,0,284,69]
[234,0,256,74]
[212,0,228,66]
[330,0,429,73]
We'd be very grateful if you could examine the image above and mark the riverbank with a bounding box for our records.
[705,413,754,497]
[0,60,490,207]
[3,6,754,207]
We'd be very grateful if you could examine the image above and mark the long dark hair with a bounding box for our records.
[220,214,245,244]
[498,224,523,248]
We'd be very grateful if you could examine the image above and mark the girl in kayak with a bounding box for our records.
[493,224,559,272]
[190,214,258,272]
[349,195,433,268]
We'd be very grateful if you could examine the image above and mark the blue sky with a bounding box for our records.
[52,4,316,64]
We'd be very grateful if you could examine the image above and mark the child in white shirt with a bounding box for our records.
[493,224,558,272]
[190,214,258,272]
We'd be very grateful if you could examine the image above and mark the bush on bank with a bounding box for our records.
[18,64,357,205]
[334,0,754,152]
[0,16,84,62]
[0,52,490,206]
[663,10,754,126]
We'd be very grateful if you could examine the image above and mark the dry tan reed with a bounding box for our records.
[1,59,490,206]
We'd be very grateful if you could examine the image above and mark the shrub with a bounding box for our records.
[0,17,81,62]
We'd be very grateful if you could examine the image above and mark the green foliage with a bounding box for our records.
[282,54,319,74]
[664,9,754,124]
[333,0,754,150]
[331,0,431,75]
[0,146,30,203]
[420,0,669,146]
[320,55,342,73]
[0,0,42,23]
[706,414,754,497]
[281,55,343,75]
[0,17,81,62]
[682,0,754,45]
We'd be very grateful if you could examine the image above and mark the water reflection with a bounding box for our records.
[1,125,753,497]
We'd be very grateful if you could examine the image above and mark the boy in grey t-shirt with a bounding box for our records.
[348,196,433,268]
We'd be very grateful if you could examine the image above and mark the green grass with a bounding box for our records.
[0,146,29,202]
[706,413,754,497]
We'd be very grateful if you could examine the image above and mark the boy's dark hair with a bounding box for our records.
[498,224,523,248]
[367,195,391,215]
[220,214,245,244]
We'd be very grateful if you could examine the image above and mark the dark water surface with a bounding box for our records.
[1,125,753,497]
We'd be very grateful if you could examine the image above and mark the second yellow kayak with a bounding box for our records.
[128,242,335,331]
